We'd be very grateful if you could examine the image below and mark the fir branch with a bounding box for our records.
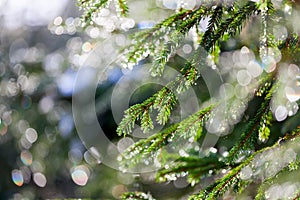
[202,1,259,52]
[191,127,300,200]
[255,160,300,200]
[278,33,300,63]
[254,127,300,199]
[78,0,110,26]
[175,105,213,140]
[189,152,255,200]
[200,5,223,51]
[258,110,272,143]
[226,81,276,165]
[123,5,215,69]
[116,97,155,136]
[151,33,184,76]
[117,47,207,136]
[153,88,177,125]
[259,0,276,59]
[115,0,129,16]
[120,106,213,167]
[123,9,195,67]
[141,109,154,133]
[150,4,216,76]
[120,124,179,167]
[157,155,225,185]
[121,191,156,200]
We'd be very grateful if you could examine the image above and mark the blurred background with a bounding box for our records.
[1,0,300,199]
[0,0,194,199]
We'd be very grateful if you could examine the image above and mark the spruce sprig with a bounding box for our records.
[117,47,207,136]
[227,80,276,164]
[121,191,156,200]
[120,105,213,167]
[78,0,110,26]
[190,127,300,200]
[157,155,225,185]
[201,1,259,52]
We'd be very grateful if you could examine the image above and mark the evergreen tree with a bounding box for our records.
[78,0,300,199]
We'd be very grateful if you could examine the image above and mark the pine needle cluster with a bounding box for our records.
[78,0,300,199]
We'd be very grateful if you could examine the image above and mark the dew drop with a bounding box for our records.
[111,184,128,199]
[0,119,8,136]
[20,150,33,166]
[53,16,63,26]
[237,70,252,86]
[71,166,89,186]
[247,60,263,78]
[286,101,299,116]
[240,166,253,180]
[68,149,83,164]
[117,137,134,153]
[182,0,196,10]
[273,25,288,41]
[182,44,192,54]
[33,172,47,187]
[262,56,277,73]
[287,64,300,78]
[163,0,177,9]
[12,170,24,187]
[275,105,288,121]
[219,83,234,99]
[235,84,249,99]
[268,47,282,63]
[285,86,300,102]
[209,147,217,154]
[25,128,38,144]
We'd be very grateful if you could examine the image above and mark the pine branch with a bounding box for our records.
[123,9,195,68]
[117,48,207,136]
[189,152,256,200]
[157,154,225,185]
[200,5,223,51]
[258,110,272,143]
[190,127,300,200]
[175,105,213,140]
[255,161,300,200]
[255,127,300,199]
[121,191,156,200]
[119,106,213,168]
[117,97,155,136]
[227,80,276,164]
[122,5,215,70]
[150,9,209,75]
[115,0,128,16]
[78,0,129,26]
[153,88,177,125]
[78,0,110,26]
[202,1,259,52]
[119,124,179,168]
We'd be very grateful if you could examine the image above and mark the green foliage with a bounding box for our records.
[227,81,275,165]
[191,127,300,200]
[78,0,128,26]
[78,0,110,26]
[174,105,213,140]
[157,154,225,185]
[116,51,207,136]
[258,110,272,143]
[119,124,178,168]
[80,0,300,199]
[121,192,155,200]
